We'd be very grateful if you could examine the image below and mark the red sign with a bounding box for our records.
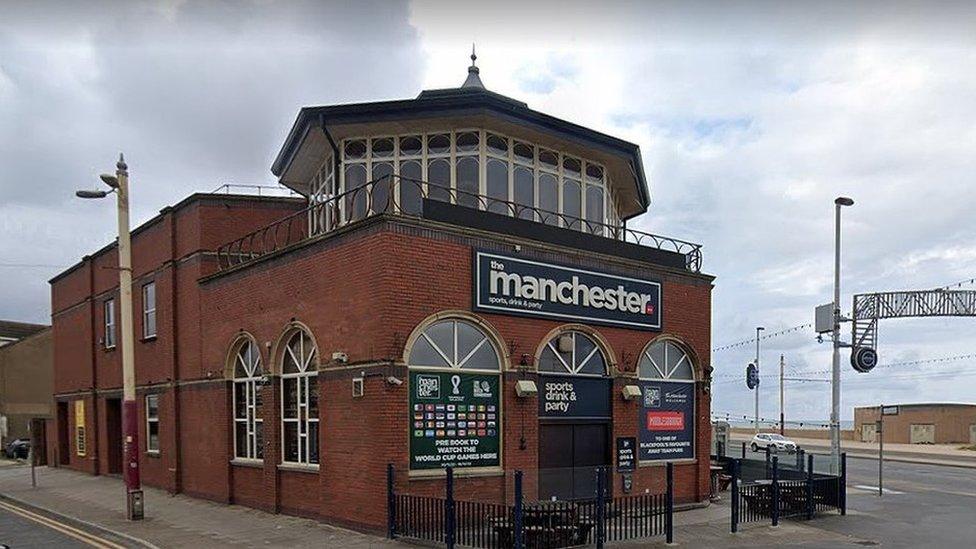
[646,411,684,431]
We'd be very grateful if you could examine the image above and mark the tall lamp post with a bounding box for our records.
[831,196,854,475]
[76,154,144,520]
[754,326,764,434]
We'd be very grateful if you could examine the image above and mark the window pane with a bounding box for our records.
[562,179,581,229]
[283,345,301,374]
[456,321,485,359]
[146,395,159,418]
[461,341,499,370]
[513,141,533,163]
[563,156,581,176]
[308,422,320,464]
[234,383,247,419]
[427,158,451,202]
[539,149,558,169]
[427,134,450,155]
[579,351,607,376]
[585,163,604,181]
[670,358,694,381]
[575,335,596,369]
[344,139,366,160]
[585,184,605,235]
[371,161,393,213]
[486,133,508,156]
[371,137,394,159]
[145,311,156,338]
[283,378,298,418]
[399,160,423,215]
[307,376,318,417]
[456,131,479,153]
[235,421,248,458]
[255,421,264,459]
[408,335,450,368]
[344,163,368,221]
[254,382,263,415]
[486,158,509,215]
[283,422,299,462]
[455,156,479,208]
[400,135,422,156]
[538,173,558,225]
[425,321,455,363]
[538,346,566,373]
[514,165,534,220]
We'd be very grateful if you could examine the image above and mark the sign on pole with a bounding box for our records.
[851,347,878,373]
[746,363,759,390]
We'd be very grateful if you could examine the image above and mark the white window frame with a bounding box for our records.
[637,340,696,383]
[104,299,116,349]
[280,331,319,467]
[145,394,160,454]
[537,331,608,377]
[334,130,616,230]
[233,339,264,461]
[142,281,156,339]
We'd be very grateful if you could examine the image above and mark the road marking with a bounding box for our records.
[853,485,904,494]
[0,500,126,549]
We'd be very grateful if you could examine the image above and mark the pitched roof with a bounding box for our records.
[0,320,48,341]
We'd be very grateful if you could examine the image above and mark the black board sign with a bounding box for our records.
[616,437,637,472]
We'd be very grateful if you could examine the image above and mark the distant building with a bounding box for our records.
[0,321,53,448]
[855,403,976,445]
[0,320,47,347]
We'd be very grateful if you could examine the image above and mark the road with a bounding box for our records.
[810,456,976,548]
[0,499,127,548]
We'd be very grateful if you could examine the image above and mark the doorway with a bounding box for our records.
[538,422,610,501]
[56,402,69,466]
[910,423,935,444]
[105,398,123,475]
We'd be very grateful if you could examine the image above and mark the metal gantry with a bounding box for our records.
[852,289,976,353]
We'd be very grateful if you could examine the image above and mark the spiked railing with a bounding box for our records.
[215,174,703,272]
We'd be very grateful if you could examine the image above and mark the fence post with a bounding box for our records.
[596,467,606,548]
[764,447,770,478]
[386,463,395,539]
[797,448,803,471]
[840,452,847,516]
[741,441,746,458]
[446,466,455,549]
[730,459,739,533]
[514,470,524,549]
[806,454,814,520]
[666,462,675,544]
[771,456,779,527]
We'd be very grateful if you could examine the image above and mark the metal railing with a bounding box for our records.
[216,174,703,272]
[210,183,300,197]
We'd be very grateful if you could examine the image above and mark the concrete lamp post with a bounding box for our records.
[75,154,144,520]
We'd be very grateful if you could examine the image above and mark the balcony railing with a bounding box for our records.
[215,175,703,272]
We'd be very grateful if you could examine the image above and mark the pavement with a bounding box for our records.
[730,434,976,468]
[2,457,971,548]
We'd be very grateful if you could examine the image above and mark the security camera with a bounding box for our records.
[386,376,403,386]
[332,351,349,364]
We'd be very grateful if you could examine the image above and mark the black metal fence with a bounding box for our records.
[730,452,846,533]
[388,464,673,549]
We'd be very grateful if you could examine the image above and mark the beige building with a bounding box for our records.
[855,403,976,445]
[0,321,52,448]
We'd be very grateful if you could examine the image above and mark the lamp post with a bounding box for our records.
[76,154,144,520]
[754,326,764,434]
[830,196,854,475]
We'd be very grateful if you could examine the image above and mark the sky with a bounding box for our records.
[2,0,975,421]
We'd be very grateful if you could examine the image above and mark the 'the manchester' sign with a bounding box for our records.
[473,251,662,330]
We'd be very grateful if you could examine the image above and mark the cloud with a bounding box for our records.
[0,0,424,323]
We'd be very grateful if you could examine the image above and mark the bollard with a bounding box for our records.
[446,467,455,549]
[806,454,814,520]
[514,471,524,549]
[742,441,747,458]
[386,464,395,539]
[765,447,771,478]
[730,459,740,533]
[840,453,847,515]
[666,462,675,544]
[596,467,606,549]
[771,456,780,527]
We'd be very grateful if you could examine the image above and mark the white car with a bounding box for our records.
[750,433,797,454]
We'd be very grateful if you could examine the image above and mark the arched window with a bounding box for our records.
[538,331,608,376]
[638,340,695,382]
[408,319,500,371]
[232,337,263,460]
[280,330,318,465]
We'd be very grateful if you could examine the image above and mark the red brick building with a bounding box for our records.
[50,62,714,533]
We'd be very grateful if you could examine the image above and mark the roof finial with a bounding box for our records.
[461,44,485,89]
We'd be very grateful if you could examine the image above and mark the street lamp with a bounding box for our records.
[830,196,854,475]
[754,326,764,434]
[75,154,143,520]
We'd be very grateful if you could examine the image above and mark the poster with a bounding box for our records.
[75,400,86,457]
[638,381,695,461]
[409,371,500,470]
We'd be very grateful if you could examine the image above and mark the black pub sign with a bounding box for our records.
[473,251,662,330]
